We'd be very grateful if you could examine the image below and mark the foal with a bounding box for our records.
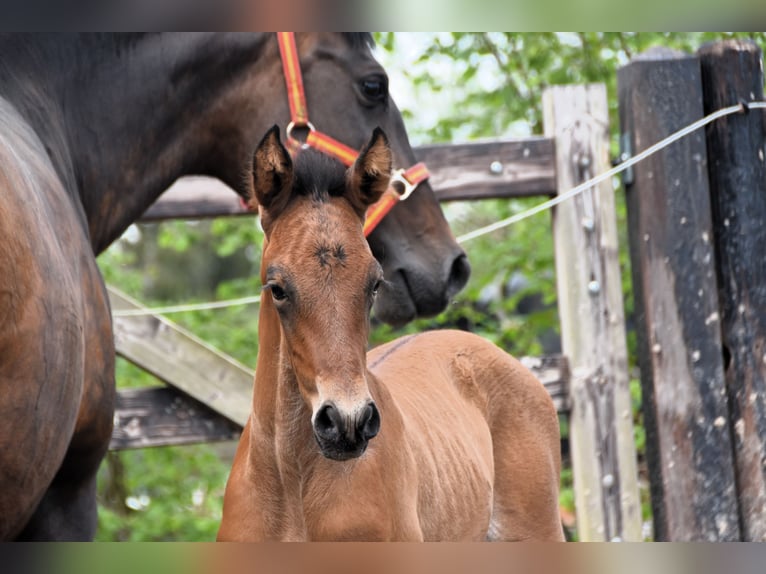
[218,127,564,541]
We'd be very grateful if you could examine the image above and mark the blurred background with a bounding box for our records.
[95,32,766,541]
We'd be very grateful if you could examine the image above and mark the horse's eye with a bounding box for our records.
[360,76,388,102]
[372,280,382,297]
[270,285,287,302]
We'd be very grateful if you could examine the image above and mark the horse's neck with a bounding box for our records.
[2,33,274,254]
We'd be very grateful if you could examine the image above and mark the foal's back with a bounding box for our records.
[368,329,564,541]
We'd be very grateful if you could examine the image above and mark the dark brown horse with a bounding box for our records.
[0,33,468,540]
[217,128,563,541]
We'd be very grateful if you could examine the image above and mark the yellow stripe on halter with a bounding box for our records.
[277,33,309,125]
[363,192,399,237]
[307,131,358,167]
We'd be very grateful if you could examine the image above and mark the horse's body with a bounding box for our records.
[217,129,564,541]
[0,33,468,540]
[0,99,114,540]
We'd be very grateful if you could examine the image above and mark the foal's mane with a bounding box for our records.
[291,149,348,203]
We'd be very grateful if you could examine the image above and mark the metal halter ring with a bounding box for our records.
[389,168,418,201]
[286,121,316,148]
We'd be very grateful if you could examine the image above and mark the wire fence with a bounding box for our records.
[111,100,766,318]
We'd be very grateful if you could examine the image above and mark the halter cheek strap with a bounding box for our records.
[276,32,430,236]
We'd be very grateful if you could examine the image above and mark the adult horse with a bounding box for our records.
[217,127,564,541]
[0,33,468,541]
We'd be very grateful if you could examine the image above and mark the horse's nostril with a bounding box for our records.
[314,403,341,441]
[447,253,471,295]
[358,402,380,441]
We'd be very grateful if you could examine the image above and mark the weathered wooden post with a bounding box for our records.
[543,83,642,541]
[698,39,766,542]
[618,48,741,540]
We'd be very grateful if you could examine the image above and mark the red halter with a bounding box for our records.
[276,32,430,236]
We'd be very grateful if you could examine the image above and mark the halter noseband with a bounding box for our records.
[277,32,430,236]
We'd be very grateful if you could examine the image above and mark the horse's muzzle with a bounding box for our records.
[313,401,380,461]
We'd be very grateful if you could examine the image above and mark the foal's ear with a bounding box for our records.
[250,125,293,224]
[347,128,392,217]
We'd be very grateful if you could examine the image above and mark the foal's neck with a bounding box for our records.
[251,297,312,448]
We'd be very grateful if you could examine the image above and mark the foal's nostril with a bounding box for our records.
[314,403,341,441]
[358,402,380,441]
[447,253,471,296]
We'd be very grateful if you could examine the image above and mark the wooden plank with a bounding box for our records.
[109,286,254,427]
[618,48,740,541]
[139,139,557,221]
[416,137,556,201]
[110,386,242,450]
[140,177,246,221]
[110,355,571,450]
[699,40,766,542]
[543,83,642,542]
[520,354,571,414]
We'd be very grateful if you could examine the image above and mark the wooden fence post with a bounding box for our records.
[543,83,642,541]
[618,48,741,540]
[699,39,766,542]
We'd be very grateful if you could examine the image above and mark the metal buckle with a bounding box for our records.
[389,168,417,201]
[285,121,316,149]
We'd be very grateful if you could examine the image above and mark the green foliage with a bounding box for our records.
[378,32,766,144]
[96,446,228,541]
[96,33,766,541]
[96,218,261,542]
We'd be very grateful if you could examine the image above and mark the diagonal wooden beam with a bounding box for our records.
[108,286,254,427]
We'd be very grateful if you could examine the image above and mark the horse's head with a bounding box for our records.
[245,33,469,327]
[251,126,391,461]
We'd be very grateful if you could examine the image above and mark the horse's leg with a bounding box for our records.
[0,334,82,540]
[0,248,85,539]
[16,265,115,541]
[481,351,565,541]
[16,461,101,540]
[17,395,114,540]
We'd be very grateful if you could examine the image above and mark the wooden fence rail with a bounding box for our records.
[141,138,557,222]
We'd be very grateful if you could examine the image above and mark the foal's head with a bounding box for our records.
[251,126,392,461]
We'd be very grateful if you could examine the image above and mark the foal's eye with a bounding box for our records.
[360,75,388,102]
[270,285,287,302]
[372,280,382,297]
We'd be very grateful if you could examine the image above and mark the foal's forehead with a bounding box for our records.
[271,196,369,267]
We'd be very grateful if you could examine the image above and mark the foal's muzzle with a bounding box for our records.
[313,401,380,461]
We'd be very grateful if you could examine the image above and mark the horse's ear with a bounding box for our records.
[250,125,293,227]
[347,127,392,217]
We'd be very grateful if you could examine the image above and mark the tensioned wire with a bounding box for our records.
[111,101,766,318]
[112,294,264,317]
[456,101,766,243]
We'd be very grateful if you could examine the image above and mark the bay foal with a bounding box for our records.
[218,127,564,541]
